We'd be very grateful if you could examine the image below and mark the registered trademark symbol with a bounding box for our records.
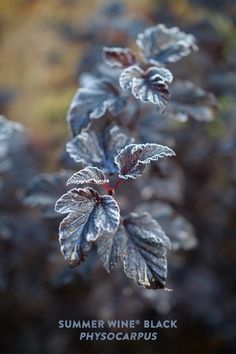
[135,320,140,325]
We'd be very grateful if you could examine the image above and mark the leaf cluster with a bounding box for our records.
[25,22,217,289]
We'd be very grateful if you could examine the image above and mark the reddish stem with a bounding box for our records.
[102,179,122,196]
[108,188,115,196]
[102,183,114,196]
[114,178,122,192]
[102,183,110,192]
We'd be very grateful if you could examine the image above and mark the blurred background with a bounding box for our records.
[0,0,236,353]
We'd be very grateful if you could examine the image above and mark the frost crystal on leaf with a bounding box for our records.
[67,166,109,186]
[67,77,127,131]
[119,65,172,111]
[66,125,134,175]
[98,212,171,289]
[67,104,91,137]
[103,47,137,68]
[55,187,120,267]
[97,229,124,273]
[115,143,175,179]
[136,24,197,65]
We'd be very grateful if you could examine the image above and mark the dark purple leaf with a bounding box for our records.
[103,47,137,68]
[67,125,134,175]
[119,65,172,111]
[55,187,120,267]
[67,166,109,186]
[67,104,91,137]
[67,77,127,134]
[115,143,175,180]
[97,230,124,273]
[97,212,171,288]
[136,201,197,251]
[136,24,197,65]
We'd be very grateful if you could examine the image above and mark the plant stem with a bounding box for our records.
[102,183,110,192]
[114,178,122,192]
[102,183,115,196]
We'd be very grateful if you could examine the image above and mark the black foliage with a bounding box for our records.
[3,8,218,291]
[0,3,219,292]
[41,19,216,290]
[1,1,236,353]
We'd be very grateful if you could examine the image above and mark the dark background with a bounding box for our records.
[0,0,236,353]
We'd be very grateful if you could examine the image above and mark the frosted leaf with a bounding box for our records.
[67,104,91,137]
[136,201,197,251]
[115,143,175,180]
[66,125,134,175]
[136,24,197,65]
[119,65,172,111]
[55,187,120,267]
[97,212,171,289]
[97,229,124,273]
[103,47,137,68]
[24,170,73,218]
[68,78,127,129]
[67,167,109,186]
[168,80,218,122]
